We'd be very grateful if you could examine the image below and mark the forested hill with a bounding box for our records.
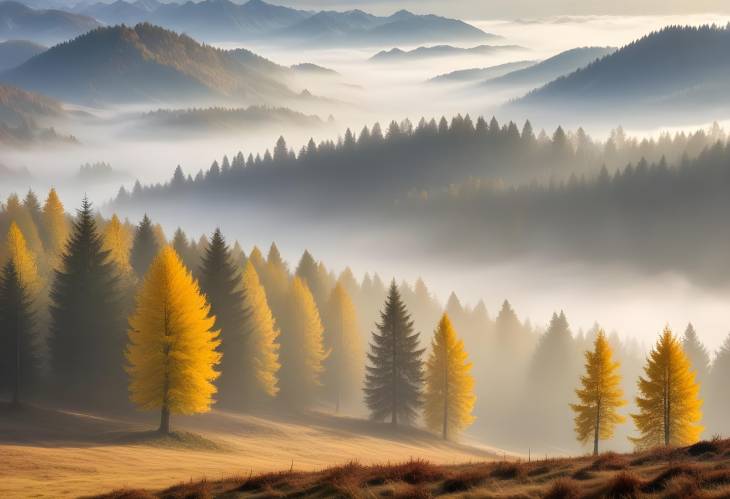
[0,23,295,105]
[0,1,100,45]
[513,25,730,122]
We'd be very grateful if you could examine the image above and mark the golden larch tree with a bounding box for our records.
[424,313,476,440]
[126,246,221,434]
[41,188,69,264]
[277,276,327,408]
[102,214,133,275]
[631,326,703,449]
[240,260,280,404]
[323,282,363,413]
[571,329,626,455]
[5,223,40,294]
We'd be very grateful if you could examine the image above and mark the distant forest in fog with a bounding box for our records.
[115,116,729,283]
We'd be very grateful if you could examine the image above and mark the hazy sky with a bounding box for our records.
[274,0,730,18]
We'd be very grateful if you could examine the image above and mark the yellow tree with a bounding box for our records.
[323,282,363,413]
[126,246,221,434]
[278,276,327,408]
[424,313,476,440]
[240,260,280,404]
[41,188,69,265]
[631,326,703,449]
[102,215,133,275]
[571,329,626,455]
[5,223,40,294]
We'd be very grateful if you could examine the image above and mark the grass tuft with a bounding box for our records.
[544,478,582,499]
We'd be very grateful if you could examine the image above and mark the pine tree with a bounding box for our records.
[130,214,159,278]
[48,198,126,406]
[323,283,363,412]
[682,323,710,385]
[102,215,132,275]
[240,260,280,405]
[364,281,424,426]
[198,229,249,408]
[424,314,476,440]
[706,334,730,435]
[296,250,329,311]
[4,194,44,258]
[570,330,626,455]
[126,246,221,434]
[41,188,69,265]
[0,261,39,406]
[631,326,703,449]
[277,276,327,409]
[5,222,40,294]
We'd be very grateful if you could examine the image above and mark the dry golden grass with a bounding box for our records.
[0,404,499,498]
[91,437,730,498]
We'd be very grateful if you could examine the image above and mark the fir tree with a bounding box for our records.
[682,323,710,385]
[240,261,280,405]
[364,281,424,426]
[424,314,476,440]
[130,214,159,278]
[198,229,249,408]
[323,283,363,412]
[102,214,132,275]
[49,198,126,406]
[571,330,626,455]
[631,326,703,449]
[41,188,68,265]
[0,261,39,406]
[295,250,329,311]
[706,334,730,435]
[5,222,40,294]
[126,246,221,434]
[277,277,327,409]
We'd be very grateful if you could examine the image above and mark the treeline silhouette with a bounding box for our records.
[3,190,730,452]
[115,116,724,212]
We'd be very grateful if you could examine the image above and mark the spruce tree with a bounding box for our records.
[364,281,424,426]
[130,214,159,278]
[682,323,710,385]
[706,334,730,435]
[198,228,249,408]
[0,261,39,406]
[48,198,126,407]
[295,249,329,311]
[41,188,69,266]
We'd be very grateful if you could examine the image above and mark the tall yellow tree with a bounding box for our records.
[631,326,703,449]
[424,313,476,440]
[102,215,133,275]
[323,282,363,413]
[277,276,327,408]
[571,329,626,455]
[41,188,69,265]
[240,260,280,404]
[126,246,221,434]
[5,223,40,294]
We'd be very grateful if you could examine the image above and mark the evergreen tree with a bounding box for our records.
[48,198,126,406]
[240,261,280,405]
[706,334,730,435]
[171,228,196,271]
[41,188,68,265]
[198,228,249,408]
[5,222,40,294]
[126,246,221,434]
[423,314,476,440]
[130,214,159,278]
[4,194,43,259]
[277,277,327,409]
[323,283,363,412]
[0,261,39,406]
[364,281,424,426]
[295,250,329,311]
[682,323,710,385]
[102,215,132,275]
[570,330,626,455]
[631,326,703,449]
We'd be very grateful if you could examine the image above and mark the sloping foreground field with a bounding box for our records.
[0,404,498,498]
[94,439,730,498]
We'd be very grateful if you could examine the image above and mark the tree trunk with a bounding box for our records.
[159,405,170,434]
[12,316,20,407]
[593,399,600,456]
[442,341,449,441]
[391,323,398,427]
[664,365,671,446]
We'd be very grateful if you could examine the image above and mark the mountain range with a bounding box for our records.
[0,23,296,105]
[67,0,493,46]
[0,39,47,70]
[0,0,99,44]
[428,60,538,84]
[370,43,520,63]
[513,25,730,123]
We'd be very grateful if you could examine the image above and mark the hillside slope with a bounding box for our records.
[0,404,498,498]
[95,438,730,498]
[513,25,730,122]
[0,40,47,71]
[0,1,99,44]
[371,44,522,62]
[0,23,294,105]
